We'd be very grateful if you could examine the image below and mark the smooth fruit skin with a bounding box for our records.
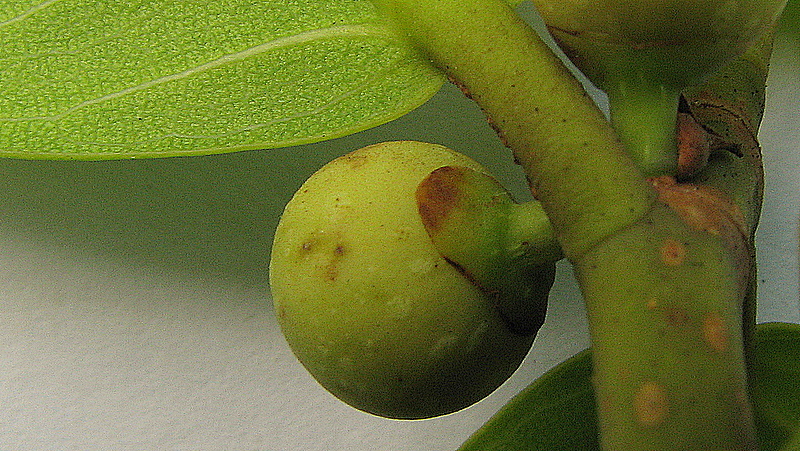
[269,141,535,420]
[533,0,786,91]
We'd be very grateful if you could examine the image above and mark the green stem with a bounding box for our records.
[372,0,655,261]
[607,81,680,177]
[375,0,761,449]
[576,203,757,450]
[510,201,563,265]
[683,28,775,392]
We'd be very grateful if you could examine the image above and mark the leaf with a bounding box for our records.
[779,0,799,40]
[459,322,800,451]
[459,349,600,451]
[0,0,444,159]
[752,322,800,451]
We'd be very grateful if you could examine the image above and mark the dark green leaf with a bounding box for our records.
[459,349,600,451]
[752,322,800,451]
[779,0,799,40]
[459,322,800,451]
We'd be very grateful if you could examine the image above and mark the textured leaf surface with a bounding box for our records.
[459,322,800,451]
[0,0,443,159]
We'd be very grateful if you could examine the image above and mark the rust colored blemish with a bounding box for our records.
[660,238,687,266]
[650,175,753,300]
[651,176,747,238]
[650,176,750,268]
[324,243,347,282]
[703,311,729,353]
[646,298,659,310]
[325,267,338,281]
[297,234,347,282]
[336,149,370,169]
[416,166,467,234]
[634,381,669,427]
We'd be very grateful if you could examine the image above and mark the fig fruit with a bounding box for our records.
[533,0,787,176]
[269,141,546,419]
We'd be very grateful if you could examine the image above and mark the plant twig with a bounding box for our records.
[373,0,768,448]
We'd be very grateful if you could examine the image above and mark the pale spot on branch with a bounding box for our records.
[634,381,669,427]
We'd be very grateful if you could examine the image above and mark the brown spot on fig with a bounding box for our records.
[336,150,370,169]
[660,238,686,266]
[634,381,669,427]
[416,166,468,234]
[296,233,348,282]
[324,243,347,282]
[703,311,729,353]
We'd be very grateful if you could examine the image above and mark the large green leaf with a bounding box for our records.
[752,322,800,451]
[459,348,600,451]
[0,0,443,159]
[459,322,800,451]
[780,0,799,39]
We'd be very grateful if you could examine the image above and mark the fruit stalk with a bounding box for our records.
[532,0,785,179]
[416,165,562,335]
[373,0,762,448]
[606,81,681,177]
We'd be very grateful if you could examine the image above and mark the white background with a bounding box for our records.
[0,6,797,450]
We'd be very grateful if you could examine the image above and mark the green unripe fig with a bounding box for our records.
[533,0,786,176]
[270,141,543,419]
[534,0,785,89]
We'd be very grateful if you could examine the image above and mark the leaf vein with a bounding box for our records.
[1,23,395,123]
[0,0,63,28]
[65,58,404,148]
